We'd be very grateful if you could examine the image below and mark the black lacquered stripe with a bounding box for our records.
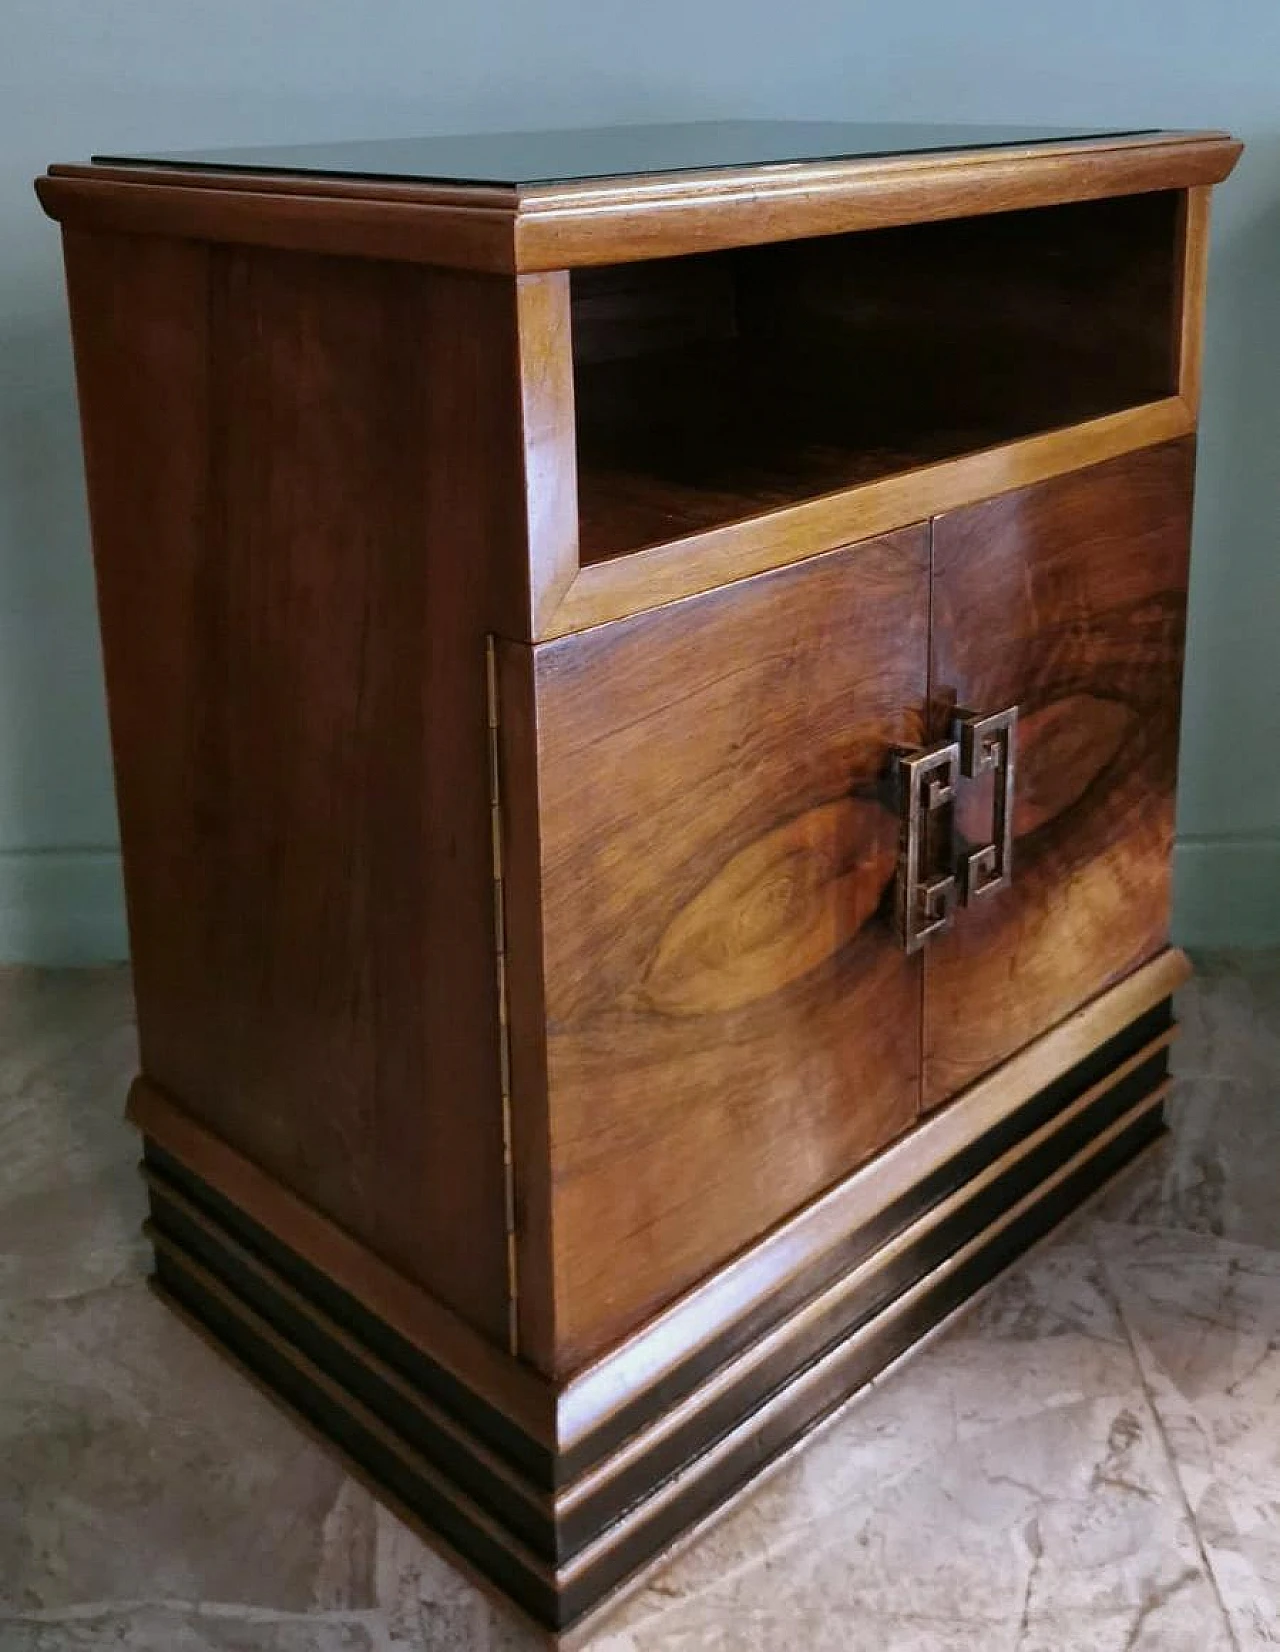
[152,1247,561,1629]
[556,1102,1166,1630]
[146,1179,556,1561]
[556,1044,1168,1555]
[154,1099,1163,1632]
[142,1003,1172,1630]
[143,1140,552,1485]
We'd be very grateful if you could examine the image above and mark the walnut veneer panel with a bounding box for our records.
[924,439,1196,1106]
[517,528,929,1371]
[62,232,528,1343]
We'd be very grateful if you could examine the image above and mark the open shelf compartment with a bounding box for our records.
[567,191,1182,567]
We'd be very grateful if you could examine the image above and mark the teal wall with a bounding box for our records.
[2,0,1277,960]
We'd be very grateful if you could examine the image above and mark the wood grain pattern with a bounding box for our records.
[62,231,531,1343]
[47,160,516,209]
[139,967,1177,1637]
[516,528,930,1372]
[573,194,1180,564]
[557,1047,1175,1539]
[514,131,1240,269]
[42,155,1234,653]
[46,119,1235,1641]
[39,132,1240,278]
[1174,185,1214,414]
[493,638,558,1372]
[923,440,1197,1106]
[37,173,518,271]
[555,946,1188,1454]
[539,398,1195,640]
[556,1078,1169,1610]
[517,272,580,635]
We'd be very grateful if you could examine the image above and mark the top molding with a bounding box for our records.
[38,130,1242,273]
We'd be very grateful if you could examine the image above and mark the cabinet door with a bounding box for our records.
[924,441,1195,1108]
[518,527,929,1369]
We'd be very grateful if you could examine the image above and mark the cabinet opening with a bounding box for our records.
[570,191,1181,565]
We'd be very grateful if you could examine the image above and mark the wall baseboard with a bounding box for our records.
[0,848,127,965]
[0,840,1275,966]
[1173,835,1280,950]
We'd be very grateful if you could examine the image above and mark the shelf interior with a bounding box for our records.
[570,192,1181,565]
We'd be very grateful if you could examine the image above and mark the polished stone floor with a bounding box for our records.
[1,956,1278,1651]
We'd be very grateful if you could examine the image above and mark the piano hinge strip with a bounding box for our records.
[485,636,520,1358]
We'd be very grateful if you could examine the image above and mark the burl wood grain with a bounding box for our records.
[516,529,929,1372]
[923,440,1196,1107]
[62,232,528,1343]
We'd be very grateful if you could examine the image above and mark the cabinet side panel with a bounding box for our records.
[62,232,523,1344]
[531,530,929,1372]
[61,230,212,1080]
[924,439,1196,1105]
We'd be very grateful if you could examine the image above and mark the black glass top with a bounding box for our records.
[94,120,1155,189]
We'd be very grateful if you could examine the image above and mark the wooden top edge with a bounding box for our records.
[38,130,1241,217]
[514,130,1242,210]
[43,161,519,210]
[512,130,1240,270]
[33,171,519,272]
[36,133,1239,268]
[40,129,1238,211]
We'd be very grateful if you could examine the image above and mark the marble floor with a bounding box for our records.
[2,957,1279,1651]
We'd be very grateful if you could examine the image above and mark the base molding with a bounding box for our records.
[135,948,1186,1639]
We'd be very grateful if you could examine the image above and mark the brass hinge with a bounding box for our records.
[486,636,520,1358]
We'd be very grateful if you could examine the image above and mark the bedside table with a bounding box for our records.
[38,118,1241,1640]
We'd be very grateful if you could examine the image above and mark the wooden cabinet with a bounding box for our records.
[38,121,1240,1639]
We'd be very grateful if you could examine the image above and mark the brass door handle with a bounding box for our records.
[894,739,960,954]
[892,704,1018,953]
[952,705,1018,904]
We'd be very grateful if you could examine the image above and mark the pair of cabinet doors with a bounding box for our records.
[508,439,1194,1366]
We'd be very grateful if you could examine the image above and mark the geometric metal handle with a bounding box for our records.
[952,705,1019,904]
[894,738,961,953]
